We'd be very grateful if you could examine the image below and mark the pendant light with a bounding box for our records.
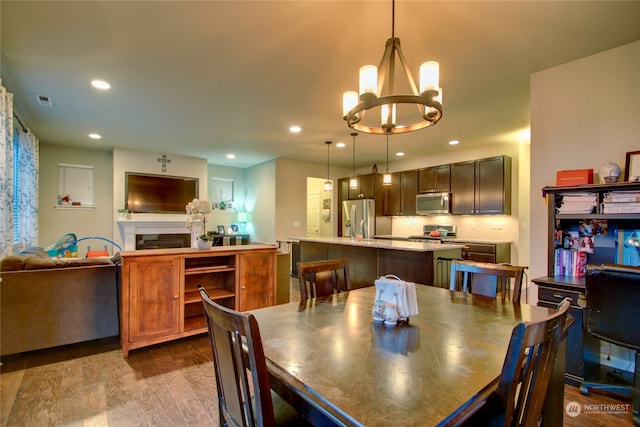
[349,132,359,189]
[383,135,392,185]
[324,141,333,191]
[342,0,442,135]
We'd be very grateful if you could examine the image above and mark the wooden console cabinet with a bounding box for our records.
[120,245,276,357]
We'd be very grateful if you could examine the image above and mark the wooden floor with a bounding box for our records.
[1,279,636,426]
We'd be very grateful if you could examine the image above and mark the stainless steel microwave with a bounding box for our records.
[416,192,451,215]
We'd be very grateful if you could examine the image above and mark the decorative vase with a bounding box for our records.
[599,161,621,183]
[197,239,212,250]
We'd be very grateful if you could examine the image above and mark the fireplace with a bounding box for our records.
[117,219,199,250]
[136,233,191,250]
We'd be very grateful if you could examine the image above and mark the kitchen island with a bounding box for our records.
[297,237,464,288]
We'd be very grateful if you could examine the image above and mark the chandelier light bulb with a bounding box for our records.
[419,61,439,94]
[381,104,396,129]
[343,91,358,118]
[359,65,378,97]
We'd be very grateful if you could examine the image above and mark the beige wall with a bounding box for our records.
[112,147,208,247]
[275,158,350,244]
[38,143,113,255]
[530,40,640,295]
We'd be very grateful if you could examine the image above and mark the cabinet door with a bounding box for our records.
[476,156,511,215]
[451,161,476,214]
[128,257,181,342]
[419,165,451,193]
[434,164,451,192]
[384,172,402,216]
[238,251,274,311]
[400,170,418,215]
[349,173,376,199]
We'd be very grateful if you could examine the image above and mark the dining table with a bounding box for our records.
[250,285,566,427]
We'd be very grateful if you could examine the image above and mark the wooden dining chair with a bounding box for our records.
[198,286,310,427]
[449,259,527,303]
[487,297,571,426]
[297,258,351,301]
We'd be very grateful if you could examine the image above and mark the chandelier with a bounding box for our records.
[342,0,443,135]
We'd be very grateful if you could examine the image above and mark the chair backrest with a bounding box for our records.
[449,260,526,303]
[199,286,276,427]
[493,297,571,427]
[297,258,351,301]
[584,264,640,351]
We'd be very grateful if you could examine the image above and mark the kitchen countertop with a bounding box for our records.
[374,235,512,245]
[295,236,466,252]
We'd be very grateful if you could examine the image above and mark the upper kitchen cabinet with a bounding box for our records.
[418,164,451,193]
[385,170,418,216]
[348,173,378,199]
[451,156,512,215]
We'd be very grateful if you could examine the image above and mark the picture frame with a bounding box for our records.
[217,225,225,234]
[624,150,640,182]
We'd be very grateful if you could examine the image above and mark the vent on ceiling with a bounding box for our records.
[36,95,53,107]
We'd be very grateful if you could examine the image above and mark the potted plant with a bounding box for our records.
[117,208,129,219]
[186,198,213,249]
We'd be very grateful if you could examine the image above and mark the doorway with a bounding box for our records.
[306,177,333,237]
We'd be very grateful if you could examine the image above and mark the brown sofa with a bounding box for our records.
[0,249,120,356]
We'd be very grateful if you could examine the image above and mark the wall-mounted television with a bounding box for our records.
[125,172,199,214]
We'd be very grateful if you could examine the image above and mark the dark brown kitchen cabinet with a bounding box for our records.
[348,173,377,199]
[384,170,417,216]
[418,164,451,193]
[451,155,511,215]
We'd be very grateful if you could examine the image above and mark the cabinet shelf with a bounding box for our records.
[184,315,206,331]
[184,265,235,274]
[184,288,234,304]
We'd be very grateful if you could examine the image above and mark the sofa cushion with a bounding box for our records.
[0,256,27,271]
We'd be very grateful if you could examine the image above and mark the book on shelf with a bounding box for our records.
[601,203,640,213]
[554,248,587,277]
[556,192,598,214]
[603,191,640,203]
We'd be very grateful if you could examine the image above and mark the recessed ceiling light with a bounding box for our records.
[396,152,405,157]
[91,79,111,90]
[289,125,301,133]
[448,140,459,145]
[88,133,101,139]
[226,154,236,159]
[336,142,346,148]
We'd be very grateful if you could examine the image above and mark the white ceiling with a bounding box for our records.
[2,1,639,169]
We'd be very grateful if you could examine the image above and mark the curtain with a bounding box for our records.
[0,80,39,255]
[15,128,39,247]
[0,82,15,255]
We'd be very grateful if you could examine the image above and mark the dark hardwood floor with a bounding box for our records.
[1,279,636,426]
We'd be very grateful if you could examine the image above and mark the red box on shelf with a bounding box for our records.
[556,169,593,186]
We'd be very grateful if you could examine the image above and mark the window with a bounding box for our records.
[58,163,94,206]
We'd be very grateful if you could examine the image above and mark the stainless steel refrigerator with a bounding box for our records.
[342,199,376,239]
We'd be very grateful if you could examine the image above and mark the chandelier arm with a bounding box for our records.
[394,39,421,95]
[375,38,394,98]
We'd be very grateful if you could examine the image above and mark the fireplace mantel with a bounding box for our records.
[117,219,199,250]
